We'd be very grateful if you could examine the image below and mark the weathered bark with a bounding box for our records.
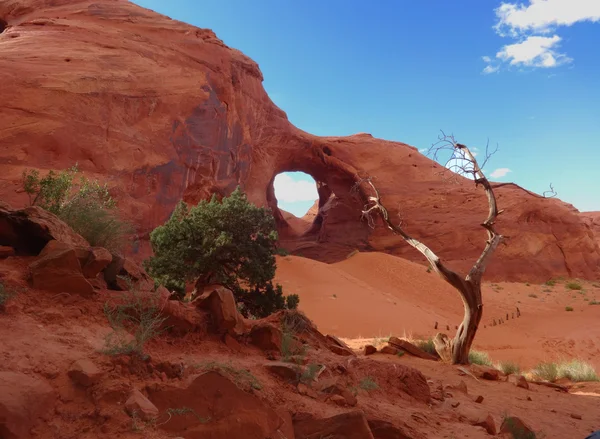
[356,136,502,364]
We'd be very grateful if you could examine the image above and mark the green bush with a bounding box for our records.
[565,306,574,312]
[276,247,290,256]
[144,187,298,317]
[565,282,582,291]
[22,165,131,251]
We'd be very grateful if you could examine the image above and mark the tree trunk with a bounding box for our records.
[451,283,483,364]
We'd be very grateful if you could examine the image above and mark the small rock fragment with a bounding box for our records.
[125,389,159,421]
[68,359,103,387]
[364,344,377,355]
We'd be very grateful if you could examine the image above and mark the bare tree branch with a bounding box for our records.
[355,132,504,364]
[543,183,557,198]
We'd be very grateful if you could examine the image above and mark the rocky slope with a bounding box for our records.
[1,208,599,438]
[0,0,598,282]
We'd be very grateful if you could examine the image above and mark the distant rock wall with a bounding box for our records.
[0,0,598,282]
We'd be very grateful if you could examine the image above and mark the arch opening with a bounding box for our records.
[266,164,369,263]
[273,172,319,219]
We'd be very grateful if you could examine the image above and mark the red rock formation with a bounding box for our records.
[0,0,598,282]
[582,212,600,248]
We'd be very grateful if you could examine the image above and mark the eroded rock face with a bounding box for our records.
[0,204,89,254]
[0,371,56,439]
[29,240,94,296]
[0,0,598,282]
[146,371,288,439]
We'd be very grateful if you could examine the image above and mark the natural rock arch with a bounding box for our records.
[263,152,370,261]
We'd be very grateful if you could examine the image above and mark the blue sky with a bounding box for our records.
[134,0,600,215]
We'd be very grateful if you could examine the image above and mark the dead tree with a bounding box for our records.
[355,132,503,365]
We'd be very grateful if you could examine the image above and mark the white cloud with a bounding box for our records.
[495,0,600,35]
[273,173,318,203]
[482,64,500,74]
[496,35,570,67]
[486,0,600,72]
[419,148,427,153]
[490,168,512,178]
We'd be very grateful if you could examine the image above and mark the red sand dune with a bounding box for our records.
[275,252,600,370]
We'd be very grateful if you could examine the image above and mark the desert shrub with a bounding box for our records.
[528,294,538,298]
[359,376,379,391]
[565,306,574,312]
[192,361,262,390]
[497,361,521,375]
[145,188,298,317]
[556,360,599,382]
[544,279,556,286]
[531,362,558,382]
[276,247,290,256]
[102,277,167,358]
[589,300,600,305]
[300,363,322,385]
[414,338,436,355]
[565,282,582,291]
[0,281,16,311]
[469,350,493,366]
[22,165,131,250]
[280,314,310,362]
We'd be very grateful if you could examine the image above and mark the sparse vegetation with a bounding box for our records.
[528,293,538,298]
[144,187,298,317]
[468,350,493,366]
[565,282,582,291]
[359,376,379,391]
[155,407,211,427]
[531,360,599,383]
[0,281,16,311]
[102,277,167,358]
[497,361,521,375]
[22,165,132,251]
[556,360,599,382]
[532,362,559,382]
[300,363,322,385]
[346,249,359,259]
[280,312,311,362]
[545,279,556,287]
[192,361,262,390]
[565,306,574,312]
[276,247,290,256]
[589,300,600,305]
[414,338,436,356]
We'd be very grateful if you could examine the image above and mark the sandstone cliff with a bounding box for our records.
[0,0,598,282]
